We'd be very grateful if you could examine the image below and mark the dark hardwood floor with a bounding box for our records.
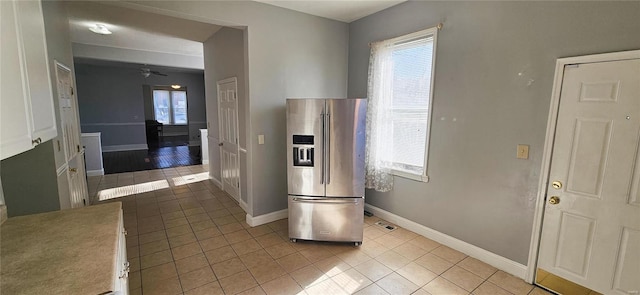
[103,136,202,174]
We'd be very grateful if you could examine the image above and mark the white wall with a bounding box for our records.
[348,1,640,264]
[129,1,350,216]
[72,43,204,70]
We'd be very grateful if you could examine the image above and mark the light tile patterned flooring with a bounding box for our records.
[89,165,553,295]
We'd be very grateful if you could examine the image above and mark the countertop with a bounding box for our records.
[1,202,122,295]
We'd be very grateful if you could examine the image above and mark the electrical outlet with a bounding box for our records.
[258,135,265,145]
[517,144,529,159]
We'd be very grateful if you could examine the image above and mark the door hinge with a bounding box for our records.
[70,86,74,95]
[82,199,86,206]
[57,140,61,151]
[77,145,80,152]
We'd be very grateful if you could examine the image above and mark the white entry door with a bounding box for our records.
[217,78,240,201]
[537,58,640,294]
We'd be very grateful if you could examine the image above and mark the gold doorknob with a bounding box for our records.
[552,181,562,189]
[69,168,77,172]
[548,196,560,205]
[218,143,223,146]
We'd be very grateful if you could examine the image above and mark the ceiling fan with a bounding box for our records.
[140,67,168,78]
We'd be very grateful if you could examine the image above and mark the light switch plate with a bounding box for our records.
[258,135,265,145]
[517,144,529,159]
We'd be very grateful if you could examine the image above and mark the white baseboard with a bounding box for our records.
[102,144,148,152]
[209,177,222,189]
[161,132,188,137]
[246,209,288,227]
[86,169,104,177]
[365,204,528,280]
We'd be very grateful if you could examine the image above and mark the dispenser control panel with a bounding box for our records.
[293,135,314,167]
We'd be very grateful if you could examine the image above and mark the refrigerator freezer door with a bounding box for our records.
[326,99,367,198]
[287,99,325,197]
[288,196,364,243]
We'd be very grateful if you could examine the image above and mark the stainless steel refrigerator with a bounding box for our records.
[286,98,367,245]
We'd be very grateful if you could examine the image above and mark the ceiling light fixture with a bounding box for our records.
[171,85,181,89]
[89,24,112,35]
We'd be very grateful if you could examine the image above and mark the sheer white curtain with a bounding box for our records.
[365,40,395,192]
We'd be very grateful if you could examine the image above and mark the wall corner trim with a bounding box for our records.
[365,204,528,279]
[245,209,288,227]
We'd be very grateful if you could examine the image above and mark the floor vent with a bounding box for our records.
[374,221,397,231]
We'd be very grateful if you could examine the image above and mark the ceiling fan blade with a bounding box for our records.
[151,71,168,76]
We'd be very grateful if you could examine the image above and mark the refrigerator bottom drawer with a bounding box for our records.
[288,196,364,243]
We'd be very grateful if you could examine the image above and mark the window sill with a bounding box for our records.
[392,169,429,183]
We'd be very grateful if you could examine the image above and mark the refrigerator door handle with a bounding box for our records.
[320,112,325,185]
[326,112,331,184]
[292,197,359,204]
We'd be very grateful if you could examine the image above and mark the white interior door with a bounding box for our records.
[217,78,240,201]
[56,62,80,162]
[537,58,640,294]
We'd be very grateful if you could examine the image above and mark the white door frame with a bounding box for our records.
[216,77,241,201]
[525,49,640,283]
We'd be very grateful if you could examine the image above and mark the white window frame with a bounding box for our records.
[385,27,438,183]
[152,87,188,126]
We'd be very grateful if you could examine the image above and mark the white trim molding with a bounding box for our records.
[102,144,148,152]
[86,169,105,177]
[525,49,640,283]
[81,122,145,126]
[365,204,528,279]
[161,132,188,137]
[246,209,288,227]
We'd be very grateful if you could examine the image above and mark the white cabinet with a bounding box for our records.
[112,210,130,295]
[0,0,57,160]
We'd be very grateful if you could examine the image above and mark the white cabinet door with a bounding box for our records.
[14,0,57,143]
[113,211,129,295]
[0,0,57,160]
[0,0,33,160]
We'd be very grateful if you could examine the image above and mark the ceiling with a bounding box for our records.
[67,1,405,67]
[66,1,221,57]
[258,0,405,23]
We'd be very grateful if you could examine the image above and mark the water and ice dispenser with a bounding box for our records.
[292,135,314,167]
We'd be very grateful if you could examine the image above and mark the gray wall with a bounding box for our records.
[348,1,640,264]
[205,27,248,206]
[134,1,349,216]
[44,0,76,170]
[0,142,60,217]
[75,63,206,148]
[0,0,78,217]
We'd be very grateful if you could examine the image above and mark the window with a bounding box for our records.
[365,28,437,190]
[153,89,188,125]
